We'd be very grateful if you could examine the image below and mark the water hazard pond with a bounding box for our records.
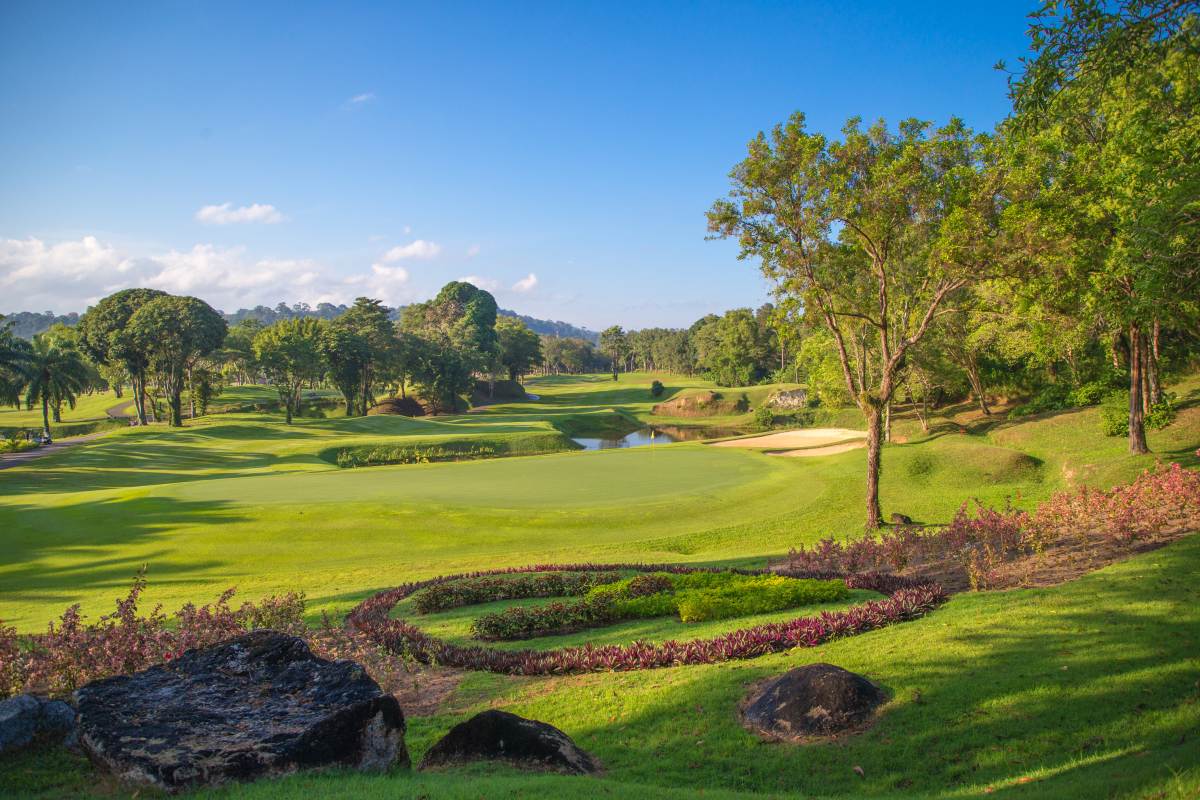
[571,425,743,450]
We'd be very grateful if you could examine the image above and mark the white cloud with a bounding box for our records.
[0,235,433,314]
[457,275,500,292]
[348,92,376,104]
[1,236,347,313]
[195,202,285,225]
[381,240,441,261]
[466,244,481,258]
[512,273,538,293]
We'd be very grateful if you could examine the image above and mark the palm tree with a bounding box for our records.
[22,334,91,435]
[0,322,31,408]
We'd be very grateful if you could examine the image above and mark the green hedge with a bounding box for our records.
[331,431,579,468]
[588,571,850,623]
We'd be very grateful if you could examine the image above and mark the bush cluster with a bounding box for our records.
[470,571,850,641]
[1099,391,1176,436]
[412,571,619,614]
[337,443,497,468]
[751,405,774,431]
[1010,377,1121,418]
[471,597,617,640]
[650,380,665,398]
[784,461,1200,589]
[349,564,945,675]
[0,437,39,454]
[335,432,574,468]
[0,573,306,698]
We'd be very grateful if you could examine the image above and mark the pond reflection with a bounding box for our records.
[571,425,744,450]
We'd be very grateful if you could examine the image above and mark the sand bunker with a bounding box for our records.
[711,428,866,450]
[710,428,868,458]
[771,440,866,458]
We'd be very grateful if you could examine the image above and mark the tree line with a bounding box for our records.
[0,280,548,430]
[706,0,1199,527]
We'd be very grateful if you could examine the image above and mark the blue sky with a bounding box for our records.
[0,1,1034,329]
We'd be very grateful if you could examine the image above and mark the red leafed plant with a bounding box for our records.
[346,563,946,675]
[783,462,1200,589]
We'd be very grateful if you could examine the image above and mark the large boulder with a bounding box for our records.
[766,388,809,410]
[74,631,407,792]
[419,710,598,774]
[741,663,886,740]
[0,694,76,754]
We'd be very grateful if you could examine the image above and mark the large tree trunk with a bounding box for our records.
[133,372,148,425]
[1147,319,1162,405]
[864,402,884,529]
[169,389,183,427]
[41,394,51,435]
[52,401,62,423]
[1128,324,1149,454]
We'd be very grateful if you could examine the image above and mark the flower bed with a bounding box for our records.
[348,563,946,675]
[469,572,852,641]
[780,461,1200,590]
[413,571,620,614]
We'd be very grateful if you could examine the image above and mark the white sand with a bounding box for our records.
[771,440,867,458]
[710,428,867,450]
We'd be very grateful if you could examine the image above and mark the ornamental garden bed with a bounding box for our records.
[347,563,946,675]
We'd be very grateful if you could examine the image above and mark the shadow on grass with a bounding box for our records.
[400,536,1195,800]
[0,494,245,612]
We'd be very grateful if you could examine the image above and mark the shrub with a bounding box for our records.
[1067,381,1110,407]
[906,452,936,478]
[0,437,38,454]
[751,405,774,431]
[1,573,305,698]
[471,597,616,640]
[335,432,573,468]
[784,461,1200,588]
[413,571,619,614]
[1099,391,1176,437]
[1010,383,1071,417]
[735,392,751,413]
[1146,393,1178,430]
[1099,391,1130,436]
[650,380,665,398]
[349,564,945,675]
[674,577,848,623]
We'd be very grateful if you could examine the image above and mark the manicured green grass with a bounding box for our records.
[1,372,1199,799]
[1,372,1196,633]
[5,533,1198,799]
[0,390,124,428]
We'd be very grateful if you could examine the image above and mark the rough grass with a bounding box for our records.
[4,536,1197,799]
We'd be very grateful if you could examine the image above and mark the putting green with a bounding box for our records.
[169,444,779,508]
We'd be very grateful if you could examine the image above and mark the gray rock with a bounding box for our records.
[742,663,886,740]
[74,630,407,792]
[890,512,915,526]
[420,710,598,774]
[0,694,76,753]
[766,388,809,410]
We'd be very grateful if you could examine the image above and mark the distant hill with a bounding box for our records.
[2,311,81,339]
[4,302,597,343]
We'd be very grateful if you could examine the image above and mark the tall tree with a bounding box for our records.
[127,295,227,427]
[1005,0,1200,454]
[599,326,628,375]
[21,333,91,435]
[254,318,325,424]
[709,113,1002,528]
[496,317,542,381]
[78,288,168,425]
